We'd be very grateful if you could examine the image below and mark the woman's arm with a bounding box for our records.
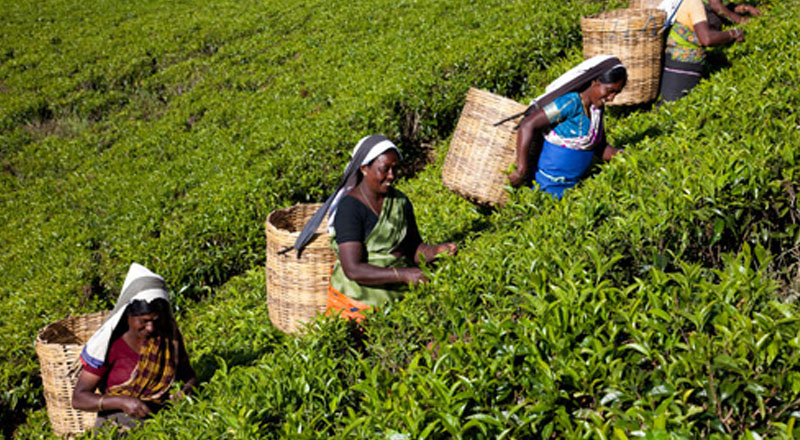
[509,108,550,187]
[72,370,151,418]
[694,20,744,46]
[708,0,748,23]
[339,241,427,285]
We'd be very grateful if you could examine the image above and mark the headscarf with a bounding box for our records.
[80,263,170,369]
[494,55,624,128]
[292,135,401,257]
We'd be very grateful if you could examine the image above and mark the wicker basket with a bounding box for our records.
[35,311,110,437]
[265,203,336,334]
[442,88,527,207]
[581,8,666,105]
[629,0,661,9]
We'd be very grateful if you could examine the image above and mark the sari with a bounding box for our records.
[80,263,182,427]
[327,187,411,320]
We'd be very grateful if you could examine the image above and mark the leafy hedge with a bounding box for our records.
[1,0,623,433]
[65,1,800,437]
[6,0,800,438]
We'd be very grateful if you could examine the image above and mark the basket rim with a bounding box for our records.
[36,311,109,346]
[582,7,665,18]
[265,203,326,238]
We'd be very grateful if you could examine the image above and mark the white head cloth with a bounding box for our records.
[80,263,170,369]
[327,135,401,233]
[532,55,621,104]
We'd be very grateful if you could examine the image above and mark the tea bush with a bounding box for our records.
[86,1,800,437]
[1,0,623,433]
[6,0,800,437]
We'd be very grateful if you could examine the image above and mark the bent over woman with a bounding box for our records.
[73,263,196,430]
[294,135,456,322]
[508,56,627,199]
[658,0,745,103]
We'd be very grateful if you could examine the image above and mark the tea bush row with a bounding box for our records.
[96,2,800,438]
[20,2,795,436]
[0,0,625,431]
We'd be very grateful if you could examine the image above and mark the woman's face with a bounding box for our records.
[127,312,160,339]
[360,150,399,195]
[588,79,626,107]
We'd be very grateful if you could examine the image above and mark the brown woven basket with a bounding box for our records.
[442,88,527,207]
[265,203,336,334]
[581,8,666,105]
[35,311,110,437]
[629,0,661,9]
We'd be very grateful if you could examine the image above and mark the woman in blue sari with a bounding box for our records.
[508,57,627,198]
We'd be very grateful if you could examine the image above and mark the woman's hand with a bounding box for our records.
[508,167,527,187]
[435,242,458,257]
[400,267,428,285]
[117,396,151,418]
[601,145,624,161]
[734,4,761,17]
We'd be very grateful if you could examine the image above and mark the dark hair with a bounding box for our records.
[125,298,168,317]
[598,65,627,86]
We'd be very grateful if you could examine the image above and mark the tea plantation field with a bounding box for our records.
[4,0,800,437]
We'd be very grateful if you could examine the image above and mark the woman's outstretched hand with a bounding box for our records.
[435,242,458,257]
[118,396,151,418]
[508,168,527,187]
[402,267,429,285]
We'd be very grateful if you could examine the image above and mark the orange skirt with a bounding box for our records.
[326,282,371,323]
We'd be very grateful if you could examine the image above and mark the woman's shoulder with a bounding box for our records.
[335,194,371,222]
[554,92,582,109]
[544,92,583,122]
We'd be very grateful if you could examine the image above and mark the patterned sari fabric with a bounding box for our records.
[666,22,706,64]
[105,334,178,403]
[328,187,410,313]
[659,0,709,102]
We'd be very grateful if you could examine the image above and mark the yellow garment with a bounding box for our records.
[106,335,177,403]
[674,0,708,31]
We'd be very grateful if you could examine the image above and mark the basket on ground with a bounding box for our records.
[266,203,336,334]
[442,88,527,207]
[581,8,666,105]
[35,311,110,437]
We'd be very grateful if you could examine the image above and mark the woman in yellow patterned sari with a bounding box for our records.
[658,0,746,103]
[72,263,196,429]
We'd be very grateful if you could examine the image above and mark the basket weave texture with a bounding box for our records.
[35,311,110,437]
[442,88,527,207]
[581,8,666,105]
[265,203,336,334]
[629,0,661,9]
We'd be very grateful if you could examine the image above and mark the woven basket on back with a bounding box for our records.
[35,311,110,437]
[581,8,666,105]
[442,88,527,207]
[629,0,661,9]
[266,203,336,334]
